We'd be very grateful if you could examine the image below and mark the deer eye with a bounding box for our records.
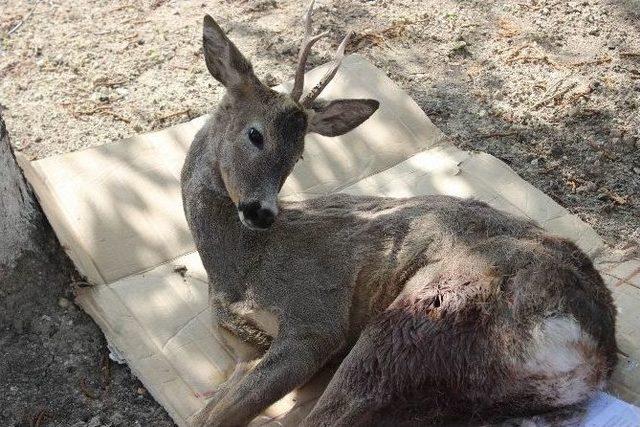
[247,127,264,148]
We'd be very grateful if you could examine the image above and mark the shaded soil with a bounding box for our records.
[0,222,173,426]
[1,0,638,425]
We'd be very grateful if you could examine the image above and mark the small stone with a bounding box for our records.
[530,158,539,166]
[58,296,71,308]
[450,40,467,52]
[136,386,146,395]
[31,315,56,337]
[263,72,278,87]
[115,87,129,96]
[87,416,101,427]
[633,167,640,175]
[550,145,564,158]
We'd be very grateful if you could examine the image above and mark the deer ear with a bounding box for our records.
[306,99,380,137]
[203,15,256,89]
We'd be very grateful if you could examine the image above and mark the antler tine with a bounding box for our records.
[303,0,314,37]
[300,30,353,108]
[291,1,328,102]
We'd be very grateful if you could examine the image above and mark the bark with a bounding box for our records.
[0,113,45,273]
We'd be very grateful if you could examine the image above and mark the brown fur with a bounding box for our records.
[182,14,617,427]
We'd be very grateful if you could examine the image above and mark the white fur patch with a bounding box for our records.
[525,317,586,374]
[523,316,600,407]
[229,302,279,337]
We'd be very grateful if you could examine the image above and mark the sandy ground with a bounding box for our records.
[1,0,639,425]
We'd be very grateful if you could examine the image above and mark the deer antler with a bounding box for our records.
[290,1,328,102]
[300,30,352,108]
[291,1,352,107]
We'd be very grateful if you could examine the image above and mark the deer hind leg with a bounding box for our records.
[300,327,394,427]
[301,287,471,427]
[304,283,609,425]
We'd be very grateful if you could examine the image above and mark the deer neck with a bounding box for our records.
[182,114,268,257]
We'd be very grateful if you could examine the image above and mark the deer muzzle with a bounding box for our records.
[237,200,278,230]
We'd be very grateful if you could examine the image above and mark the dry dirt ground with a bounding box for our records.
[1,0,639,426]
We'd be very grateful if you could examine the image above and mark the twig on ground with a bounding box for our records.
[93,77,128,88]
[620,51,640,58]
[497,18,521,38]
[505,43,561,68]
[120,18,149,26]
[502,43,533,57]
[110,4,139,12]
[31,408,52,427]
[507,55,557,67]
[70,280,93,288]
[352,17,429,48]
[154,108,191,126]
[122,33,140,41]
[603,189,629,205]
[72,106,131,123]
[151,0,170,9]
[506,44,612,68]
[561,56,612,67]
[8,0,41,36]
[100,353,111,390]
[533,81,577,109]
[564,82,594,103]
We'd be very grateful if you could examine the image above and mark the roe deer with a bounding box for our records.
[181,3,617,426]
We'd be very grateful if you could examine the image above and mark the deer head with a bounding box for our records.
[202,1,379,230]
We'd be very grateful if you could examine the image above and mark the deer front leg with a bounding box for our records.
[201,325,344,427]
[192,297,270,425]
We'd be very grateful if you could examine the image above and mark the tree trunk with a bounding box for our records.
[0,115,135,424]
[0,113,42,273]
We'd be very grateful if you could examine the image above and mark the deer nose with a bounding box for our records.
[238,200,276,230]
